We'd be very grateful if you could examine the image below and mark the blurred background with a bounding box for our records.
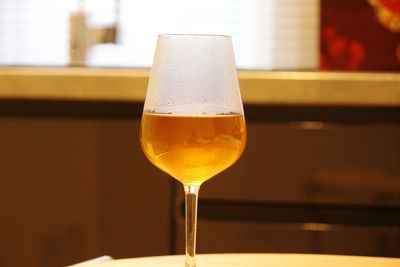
[0,0,399,266]
[0,0,399,70]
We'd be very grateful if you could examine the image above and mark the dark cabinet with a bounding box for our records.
[174,108,400,257]
[0,118,172,267]
[0,104,399,267]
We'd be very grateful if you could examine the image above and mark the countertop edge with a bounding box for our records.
[0,67,399,107]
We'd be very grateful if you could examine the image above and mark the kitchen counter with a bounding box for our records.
[1,67,399,107]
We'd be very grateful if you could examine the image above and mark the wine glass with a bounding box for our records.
[140,34,246,267]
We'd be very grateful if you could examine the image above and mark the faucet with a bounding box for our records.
[69,2,119,66]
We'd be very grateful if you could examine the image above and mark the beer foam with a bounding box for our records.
[144,103,241,116]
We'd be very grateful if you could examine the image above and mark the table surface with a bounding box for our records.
[76,253,400,267]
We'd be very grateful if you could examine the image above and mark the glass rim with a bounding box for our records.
[158,33,231,38]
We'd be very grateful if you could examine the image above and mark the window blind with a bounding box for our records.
[0,0,319,70]
[0,0,78,66]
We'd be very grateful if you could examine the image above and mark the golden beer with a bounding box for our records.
[140,112,246,185]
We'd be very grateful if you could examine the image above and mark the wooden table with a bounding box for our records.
[77,253,400,267]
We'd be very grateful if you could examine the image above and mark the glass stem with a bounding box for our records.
[184,184,199,267]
